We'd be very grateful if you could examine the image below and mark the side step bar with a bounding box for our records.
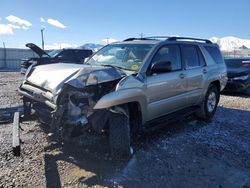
[143,106,199,132]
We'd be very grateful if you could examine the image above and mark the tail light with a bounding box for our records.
[242,60,250,68]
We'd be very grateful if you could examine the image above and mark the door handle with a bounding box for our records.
[179,73,185,79]
[203,69,207,74]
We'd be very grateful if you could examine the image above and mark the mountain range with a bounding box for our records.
[209,36,250,51]
[80,36,250,52]
[80,43,104,51]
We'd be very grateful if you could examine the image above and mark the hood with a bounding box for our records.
[25,63,125,94]
[26,43,49,57]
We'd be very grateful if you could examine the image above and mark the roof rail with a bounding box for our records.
[167,37,212,44]
[123,36,213,44]
[123,36,168,42]
[123,38,148,41]
[144,36,170,40]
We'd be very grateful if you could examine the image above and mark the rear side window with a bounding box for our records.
[204,46,224,64]
[181,45,200,68]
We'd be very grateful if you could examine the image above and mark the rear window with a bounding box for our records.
[181,45,200,68]
[204,46,224,64]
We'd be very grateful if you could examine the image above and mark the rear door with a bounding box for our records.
[146,44,188,121]
[180,44,207,105]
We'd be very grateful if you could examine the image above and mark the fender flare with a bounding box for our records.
[94,88,148,124]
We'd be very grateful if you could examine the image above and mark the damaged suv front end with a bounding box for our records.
[19,42,154,153]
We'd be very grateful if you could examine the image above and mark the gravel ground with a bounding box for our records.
[0,72,250,188]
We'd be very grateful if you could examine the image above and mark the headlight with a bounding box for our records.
[232,74,249,81]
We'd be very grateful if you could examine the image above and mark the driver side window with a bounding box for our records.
[152,45,182,71]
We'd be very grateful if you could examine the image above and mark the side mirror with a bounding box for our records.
[151,61,172,74]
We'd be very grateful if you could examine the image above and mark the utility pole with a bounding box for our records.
[41,28,45,50]
[3,42,7,68]
[139,33,145,39]
[106,37,110,44]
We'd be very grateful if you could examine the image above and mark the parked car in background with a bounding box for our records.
[20,43,93,74]
[19,37,227,159]
[224,58,250,94]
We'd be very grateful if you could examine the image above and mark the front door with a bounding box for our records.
[145,45,188,121]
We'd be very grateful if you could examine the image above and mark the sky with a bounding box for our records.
[0,0,249,49]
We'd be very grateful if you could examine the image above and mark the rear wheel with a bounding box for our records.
[196,84,219,121]
[109,113,131,160]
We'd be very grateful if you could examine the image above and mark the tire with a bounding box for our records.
[109,113,131,160]
[196,84,219,121]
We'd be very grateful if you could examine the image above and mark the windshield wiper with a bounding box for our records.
[101,64,133,71]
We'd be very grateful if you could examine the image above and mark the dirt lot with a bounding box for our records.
[0,72,250,188]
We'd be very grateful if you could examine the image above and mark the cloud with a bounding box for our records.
[102,38,118,44]
[5,15,32,27]
[40,17,46,23]
[47,18,66,29]
[0,24,25,35]
[1,15,32,34]
[44,43,78,50]
[0,24,14,35]
[10,24,21,29]
[22,26,29,30]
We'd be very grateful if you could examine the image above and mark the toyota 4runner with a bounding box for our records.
[19,37,227,159]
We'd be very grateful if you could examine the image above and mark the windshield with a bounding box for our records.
[46,49,63,58]
[87,44,153,71]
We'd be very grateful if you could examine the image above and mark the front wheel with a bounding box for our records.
[109,113,131,160]
[196,84,220,121]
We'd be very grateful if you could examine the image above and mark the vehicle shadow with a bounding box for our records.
[221,91,250,98]
[42,115,205,188]
[43,133,123,188]
[42,106,250,188]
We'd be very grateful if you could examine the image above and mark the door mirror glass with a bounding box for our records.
[151,61,172,74]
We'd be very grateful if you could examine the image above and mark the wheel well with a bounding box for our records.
[210,80,220,92]
[128,102,142,133]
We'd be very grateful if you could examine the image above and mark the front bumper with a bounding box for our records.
[19,82,57,109]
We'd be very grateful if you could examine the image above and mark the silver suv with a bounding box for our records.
[19,37,227,159]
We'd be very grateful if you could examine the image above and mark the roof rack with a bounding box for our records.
[123,38,147,41]
[144,36,170,40]
[167,37,212,44]
[123,36,168,42]
[123,36,213,44]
